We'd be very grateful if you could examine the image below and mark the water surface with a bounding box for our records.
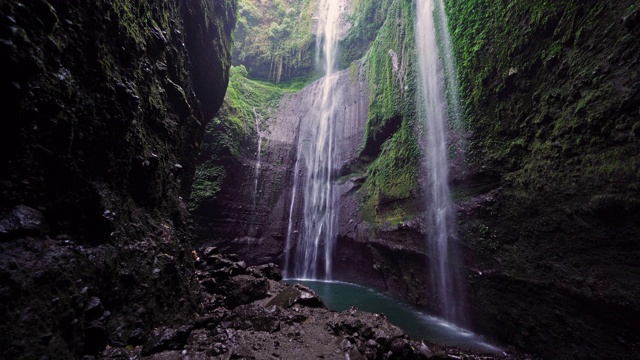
[285,279,501,354]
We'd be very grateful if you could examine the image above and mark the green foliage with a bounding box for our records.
[338,0,394,68]
[191,65,310,207]
[234,0,317,82]
[362,0,417,140]
[444,0,639,193]
[360,121,421,225]
[443,0,573,119]
[356,0,422,225]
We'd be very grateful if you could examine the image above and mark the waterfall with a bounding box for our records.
[416,0,466,323]
[284,0,341,280]
[249,107,262,237]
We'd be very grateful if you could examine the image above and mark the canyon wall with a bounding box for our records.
[0,0,235,357]
[445,1,640,358]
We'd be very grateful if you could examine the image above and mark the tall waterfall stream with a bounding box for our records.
[284,0,342,280]
[285,0,468,327]
[417,0,466,323]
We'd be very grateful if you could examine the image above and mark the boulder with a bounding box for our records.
[255,263,282,280]
[0,205,48,239]
[220,275,268,308]
[266,284,326,309]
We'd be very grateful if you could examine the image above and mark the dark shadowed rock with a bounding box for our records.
[141,326,193,356]
[84,296,103,321]
[0,0,236,357]
[0,205,47,239]
[101,347,131,359]
[220,275,269,308]
[203,246,219,257]
[255,263,283,280]
[128,328,148,346]
[83,320,108,354]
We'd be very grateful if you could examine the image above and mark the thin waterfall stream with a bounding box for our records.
[416,0,466,323]
[249,107,263,237]
[284,0,341,280]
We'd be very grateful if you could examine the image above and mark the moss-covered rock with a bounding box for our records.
[445,0,640,358]
[0,0,235,358]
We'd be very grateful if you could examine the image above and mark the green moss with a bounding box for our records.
[191,65,311,207]
[355,0,421,226]
[338,0,394,68]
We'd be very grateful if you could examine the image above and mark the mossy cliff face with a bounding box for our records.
[0,0,235,358]
[445,0,640,358]
[336,0,433,306]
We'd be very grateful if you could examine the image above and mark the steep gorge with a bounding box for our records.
[3,0,634,358]
[194,0,640,358]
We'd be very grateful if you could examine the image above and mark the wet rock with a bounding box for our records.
[84,297,103,321]
[202,246,219,257]
[419,341,433,358]
[141,326,193,356]
[229,345,254,359]
[31,0,58,33]
[148,25,168,54]
[200,278,217,293]
[364,339,380,358]
[621,9,640,30]
[266,284,326,309]
[220,275,269,307]
[164,79,191,117]
[101,347,130,360]
[194,311,226,329]
[144,351,184,360]
[255,263,282,280]
[341,338,354,352]
[388,338,413,358]
[205,254,234,269]
[207,342,228,356]
[230,260,247,275]
[0,205,47,239]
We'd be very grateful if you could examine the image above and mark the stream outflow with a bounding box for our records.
[286,279,502,354]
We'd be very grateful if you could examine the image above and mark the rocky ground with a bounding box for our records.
[98,247,531,360]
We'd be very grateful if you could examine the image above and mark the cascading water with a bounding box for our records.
[284,0,341,280]
[249,107,262,237]
[416,0,466,323]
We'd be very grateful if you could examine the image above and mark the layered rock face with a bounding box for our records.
[0,0,234,358]
[194,66,370,266]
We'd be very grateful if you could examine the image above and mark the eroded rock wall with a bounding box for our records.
[445,1,640,358]
[196,66,370,268]
[0,0,235,357]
